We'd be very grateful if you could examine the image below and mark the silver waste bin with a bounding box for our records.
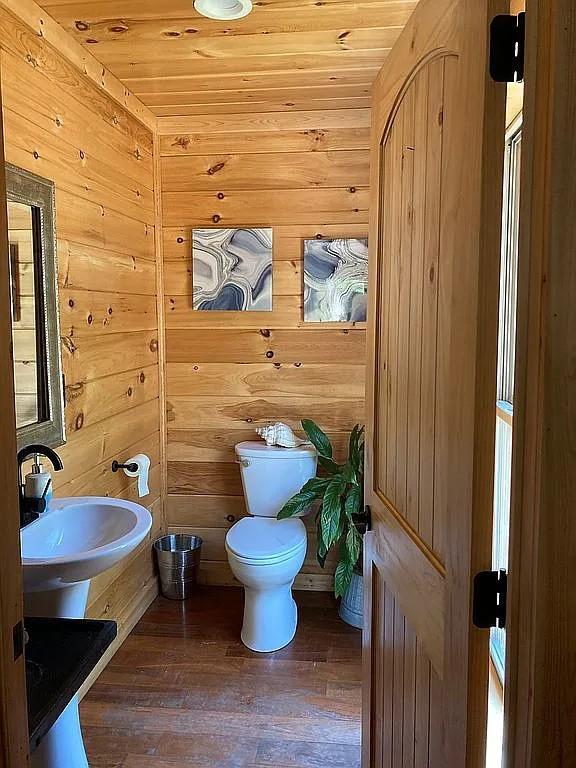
[154,534,203,600]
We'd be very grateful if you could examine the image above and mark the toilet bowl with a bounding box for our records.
[226,441,317,652]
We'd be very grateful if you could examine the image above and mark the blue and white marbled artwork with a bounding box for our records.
[304,238,369,322]
[192,228,273,311]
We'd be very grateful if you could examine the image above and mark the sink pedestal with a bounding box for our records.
[27,583,91,768]
[25,581,90,620]
[31,698,88,768]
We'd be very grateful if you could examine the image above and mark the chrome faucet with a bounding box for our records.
[17,444,63,528]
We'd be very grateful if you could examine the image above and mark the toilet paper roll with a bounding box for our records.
[123,454,150,498]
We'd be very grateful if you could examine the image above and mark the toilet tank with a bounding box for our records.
[235,441,318,518]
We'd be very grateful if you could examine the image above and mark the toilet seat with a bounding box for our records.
[226,517,306,564]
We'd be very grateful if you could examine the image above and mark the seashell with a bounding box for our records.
[255,422,309,448]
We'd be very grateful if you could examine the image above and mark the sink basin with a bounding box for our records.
[21,497,152,618]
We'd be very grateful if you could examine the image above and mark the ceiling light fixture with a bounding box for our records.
[194,0,253,20]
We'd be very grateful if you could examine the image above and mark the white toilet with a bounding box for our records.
[226,441,317,652]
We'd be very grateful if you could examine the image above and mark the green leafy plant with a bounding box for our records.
[278,419,367,598]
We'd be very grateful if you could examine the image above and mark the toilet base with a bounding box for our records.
[241,583,298,653]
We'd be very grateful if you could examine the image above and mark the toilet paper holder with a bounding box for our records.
[111,460,139,473]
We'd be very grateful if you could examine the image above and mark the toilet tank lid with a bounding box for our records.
[235,441,317,460]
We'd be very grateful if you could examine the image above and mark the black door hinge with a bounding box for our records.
[13,621,24,661]
[490,12,525,83]
[473,569,507,629]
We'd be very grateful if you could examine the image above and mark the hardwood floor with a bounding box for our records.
[80,586,362,767]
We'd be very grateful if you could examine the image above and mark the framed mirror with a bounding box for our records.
[7,164,65,450]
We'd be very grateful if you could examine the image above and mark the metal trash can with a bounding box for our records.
[154,534,203,600]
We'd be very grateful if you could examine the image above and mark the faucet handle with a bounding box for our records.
[20,496,47,526]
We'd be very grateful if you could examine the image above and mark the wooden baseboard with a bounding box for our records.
[77,578,159,702]
[198,560,334,592]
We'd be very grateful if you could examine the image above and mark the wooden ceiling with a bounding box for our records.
[35,0,418,116]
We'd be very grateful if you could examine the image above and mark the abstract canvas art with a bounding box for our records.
[192,228,273,311]
[303,238,369,322]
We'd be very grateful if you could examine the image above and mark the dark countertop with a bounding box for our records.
[25,617,117,752]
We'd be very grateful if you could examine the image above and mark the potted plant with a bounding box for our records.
[277,419,368,628]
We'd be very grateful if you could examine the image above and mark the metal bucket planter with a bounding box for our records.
[154,534,203,600]
[339,569,363,629]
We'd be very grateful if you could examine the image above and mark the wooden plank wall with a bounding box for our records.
[0,5,163,640]
[158,109,369,590]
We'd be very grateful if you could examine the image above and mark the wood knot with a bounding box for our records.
[61,336,77,354]
[260,329,271,338]
[173,137,191,150]
[217,192,225,200]
[75,20,89,31]
[208,162,226,176]
[212,215,221,223]
[149,338,159,352]
[140,372,146,383]
[75,412,84,431]
[65,382,84,402]
[266,351,274,359]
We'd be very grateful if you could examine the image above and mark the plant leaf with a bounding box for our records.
[349,424,365,471]
[344,484,363,519]
[318,455,341,475]
[301,477,331,495]
[320,476,346,551]
[302,419,333,458]
[345,523,362,567]
[277,477,329,519]
[334,557,354,599]
[317,520,328,569]
[277,489,317,519]
[342,461,357,485]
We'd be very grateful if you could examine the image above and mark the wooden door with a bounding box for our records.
[505,1,576,765]
[363,0,507,766]
[0,62,29,766]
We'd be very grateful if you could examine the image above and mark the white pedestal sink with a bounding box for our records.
[21,497,153,768]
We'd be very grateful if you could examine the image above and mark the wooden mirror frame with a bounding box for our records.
[6,164,65,451]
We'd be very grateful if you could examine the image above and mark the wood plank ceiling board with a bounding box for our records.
[34,0,418,115]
